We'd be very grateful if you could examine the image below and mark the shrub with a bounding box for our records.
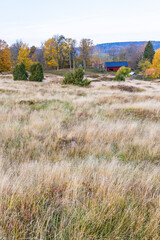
[63,68,91,86]
[13,63,28,81]
[63,72,75,85]
[98,69,107,73]
[114,67,131,81]
[29,63,44,82]
[117,66,131,77]
[114,74,125,81]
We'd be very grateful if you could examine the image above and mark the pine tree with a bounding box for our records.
[29,63,44,82]
[143,41,155,63]
[13,62,28,81]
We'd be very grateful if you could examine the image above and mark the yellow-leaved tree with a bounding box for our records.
[44,36,76,70]
[18,44,32,71]
[0,40,11,72]
[152,49,160,78]
[43,38,58,69]
[61,40,70,68]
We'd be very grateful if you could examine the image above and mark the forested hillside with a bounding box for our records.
[94,41,160,53]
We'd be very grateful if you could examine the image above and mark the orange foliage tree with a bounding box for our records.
[0,40,11,72]
[145,68,156,76]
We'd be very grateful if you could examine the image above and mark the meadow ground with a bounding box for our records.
[0,73,160,239]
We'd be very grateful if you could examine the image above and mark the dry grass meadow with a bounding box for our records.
[0,73,160,239]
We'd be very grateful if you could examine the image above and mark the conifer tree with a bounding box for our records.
[13,62,28,80]
[143,41,155,63]
[29,63,44,82]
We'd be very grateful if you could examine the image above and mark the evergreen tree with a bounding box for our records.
[13,62,28,80]
[63,67,91,86]
[29,63,44,82]
[143,41,155,63]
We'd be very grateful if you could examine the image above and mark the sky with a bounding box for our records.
[1,0,160,47]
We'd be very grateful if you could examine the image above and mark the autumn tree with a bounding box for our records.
[108,48,119,61]
[119,44,146,69]
[138,59,151,77]
[119,50,126,61]
[10,40,23,67]
[60,39,70,69]
[71,40,76,70]
[54,35,65,70]
[29,46,37,62]
[92,47,106,69]
[43,35,66,70]
[79,39,93,70]
[152,49,160,78]
[65,38,76,70]
[18,44,32,70]
[44,36,76,70]
[119,46,132,62]
[0,40,11,72]
[92,52,101,68]
[143,41,155,63]
[29,46,36,57]
[130,44,146,69]
[43,38,58,69]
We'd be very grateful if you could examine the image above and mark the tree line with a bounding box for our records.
[0,37,160,78]
[0,36,93,73]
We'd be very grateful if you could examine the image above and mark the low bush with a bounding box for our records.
[98,69,107,73]
[63,68,91,86]
[114,74,125,81]
[63,72,75,84]
[29,63,44,82]
[13,63,28,81]
[114,66,131,81]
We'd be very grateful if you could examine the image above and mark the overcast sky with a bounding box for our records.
[1,0,160,47]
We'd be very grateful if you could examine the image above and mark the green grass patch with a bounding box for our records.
[45,69,70,76]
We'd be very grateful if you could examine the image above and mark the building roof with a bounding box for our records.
[105,61,128,68]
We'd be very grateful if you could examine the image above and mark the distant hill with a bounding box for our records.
[94,41,160,53]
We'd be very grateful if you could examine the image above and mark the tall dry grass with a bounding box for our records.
[0,76,160,239]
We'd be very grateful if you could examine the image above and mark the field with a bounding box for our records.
[0,73,160,239]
